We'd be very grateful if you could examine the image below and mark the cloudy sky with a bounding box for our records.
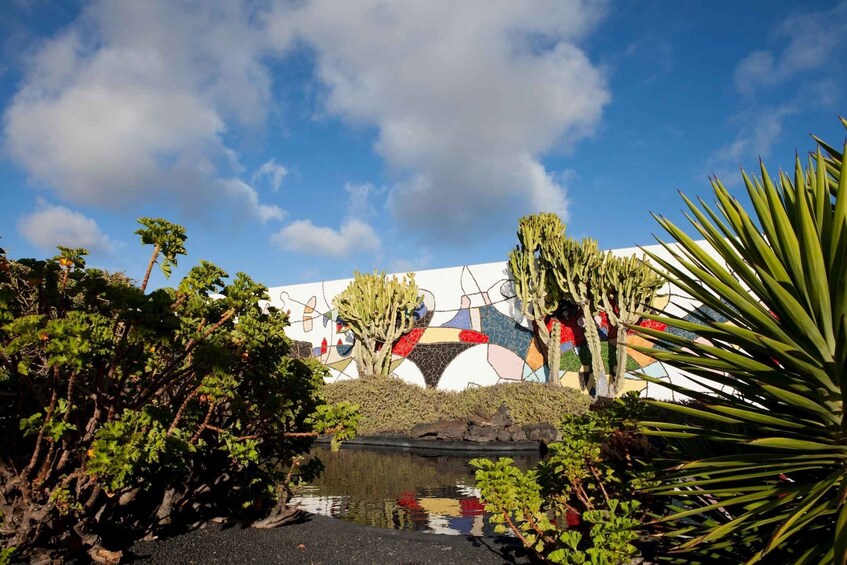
[1,0,845,288]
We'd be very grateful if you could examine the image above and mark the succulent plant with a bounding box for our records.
[332,271,422,379]
[549,238,608,396]
[595,253,664,396]
[508,213,567,384]
[634,121,847,563]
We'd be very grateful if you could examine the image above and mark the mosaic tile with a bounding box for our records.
[560,371,583,389]
[640,361,668,378]
[525,338,545,371]
[620,377,648,395]
[393,328,425,357]
[623,335,656,367]
[303,296,317,332]
[327,357,352,372]
[522,364,548,383]
[290,340,313,359]
[575,342,639,373]
[270,255,714,399]
[407,342,475,388]
[441,308,472,329]
[479,304,533,353]
[560,348,583,372]
[459,329,489,344]
[487,345,524,380]
[413,309,434,329]
[418,327,466,344]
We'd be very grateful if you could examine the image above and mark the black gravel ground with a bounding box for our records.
[128,514,533,564]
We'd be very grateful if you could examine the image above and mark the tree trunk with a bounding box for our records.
[547,320,562,386]
[353,340,377,379]
[581,304,608,397]
[612,328,630,397]
[140,245,160,293]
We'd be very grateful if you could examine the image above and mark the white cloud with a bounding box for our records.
[734,2,847,95]
[6,1,610,243]
[707,104,801,184]
[253,158,288,192]
[343,181,380,218]
[3,0,277,216]
[267,0,609,239]
[389,249,433,274]
[220,178,286,224]
[18,201,113,252]
[271,218,380,257]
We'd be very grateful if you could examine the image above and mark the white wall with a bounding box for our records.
[268,240,730,400]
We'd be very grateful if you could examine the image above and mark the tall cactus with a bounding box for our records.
[333,271,422,380]
[546,320,562,385]
[508,213,566,385]
[595,254,665,396]
[549,238,608,396]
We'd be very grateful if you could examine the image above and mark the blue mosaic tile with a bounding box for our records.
[414,302,428,320]
[479,304,533,354]
[523,364,548,383]
[641,361,668,378]
[441,308,472,329]
[688,303,729,324]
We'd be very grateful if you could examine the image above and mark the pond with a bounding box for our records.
[292,444,540,537]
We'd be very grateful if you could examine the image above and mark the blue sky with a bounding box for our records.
[1,1,845,289]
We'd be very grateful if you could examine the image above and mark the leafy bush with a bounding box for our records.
[0,221,356,562]
[472,394,658,564]
[633,122,847,563]
[322,379,591,434]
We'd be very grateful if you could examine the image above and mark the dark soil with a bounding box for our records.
[128,513,533,564]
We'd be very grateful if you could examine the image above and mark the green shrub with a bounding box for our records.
[0,221,356,562]
[323,379,590,435]
[472,393,658,564]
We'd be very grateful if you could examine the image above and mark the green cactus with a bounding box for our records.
[508,213,566,385]
[548,238,608,396]
[332,271,422,380]
[595,254,665,396]
[547,319,562,385]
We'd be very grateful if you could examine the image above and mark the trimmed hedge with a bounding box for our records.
[323,378,592,435]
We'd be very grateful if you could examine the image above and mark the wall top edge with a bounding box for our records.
[268,239,710,293]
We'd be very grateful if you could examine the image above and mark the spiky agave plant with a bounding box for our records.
[632,121,846,564]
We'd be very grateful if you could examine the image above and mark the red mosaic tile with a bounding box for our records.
[392,328,424,357]
[458,329,489,343]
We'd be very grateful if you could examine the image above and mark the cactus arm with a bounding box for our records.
[595,254,665,395]
[550,239,608,395]
[507,214,567,380]
[547,319,562,385]
[333,271,421,380]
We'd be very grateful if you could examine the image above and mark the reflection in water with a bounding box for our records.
[292,445,540,536]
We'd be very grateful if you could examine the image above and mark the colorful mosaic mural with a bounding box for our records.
[268,241,729,400]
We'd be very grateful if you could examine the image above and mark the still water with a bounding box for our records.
[291,445,540,536]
